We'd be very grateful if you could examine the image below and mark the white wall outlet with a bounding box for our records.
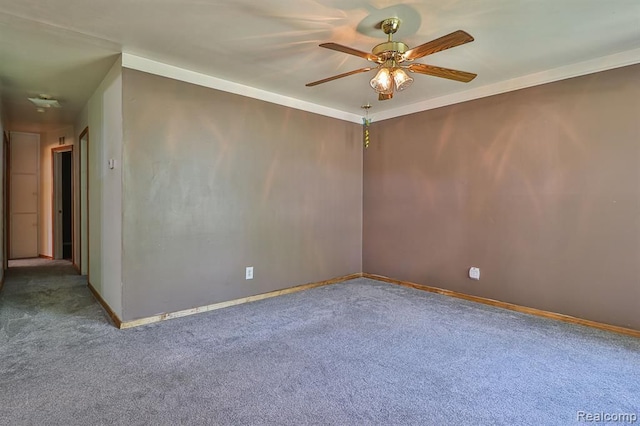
[469,267,480,280]
[245,266,253,280]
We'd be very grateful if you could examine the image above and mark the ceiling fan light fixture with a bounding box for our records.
[393,68,414,91]
[370,67,393,94]
[307,18,476,101]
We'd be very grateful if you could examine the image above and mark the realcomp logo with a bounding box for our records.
[577,411,638,423]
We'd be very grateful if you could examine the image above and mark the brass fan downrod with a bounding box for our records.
[381,18,400,39]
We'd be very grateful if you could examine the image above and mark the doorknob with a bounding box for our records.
[59,210,62,213]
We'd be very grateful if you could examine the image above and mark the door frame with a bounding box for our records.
[3,131,9,270]
[79,127,90,278]
[51,145,74,262]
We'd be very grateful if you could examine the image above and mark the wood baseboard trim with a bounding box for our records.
[72,262,80,273]
[87,282,123,328]
[38,254,54,260]
[0,272,5,293]
[120,272,364,329]
[362,273,640,339]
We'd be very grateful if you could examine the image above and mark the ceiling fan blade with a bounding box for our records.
[306,67,373,87]
[320,43,380,63]
[403,30,474,61]
[407,63,477,83]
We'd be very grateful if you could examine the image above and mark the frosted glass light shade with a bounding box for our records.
[393,68,414,91]
[370,67,393,93]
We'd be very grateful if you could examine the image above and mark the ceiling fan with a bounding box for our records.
[306,18,476,101]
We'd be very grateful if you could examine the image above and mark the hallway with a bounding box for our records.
[1,259,107,334]
[8,258,81,278]
[0,259,121,424]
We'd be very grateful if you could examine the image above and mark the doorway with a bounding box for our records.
[52,146,73,260]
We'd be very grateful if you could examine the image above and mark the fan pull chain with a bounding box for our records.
[362,104,372,149]
[363,118,371,149]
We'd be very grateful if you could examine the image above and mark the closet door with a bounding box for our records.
[10,132,40,259]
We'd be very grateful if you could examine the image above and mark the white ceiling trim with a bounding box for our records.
[123,47,640,126]
[121,53,363,124]
[372,47,640,122]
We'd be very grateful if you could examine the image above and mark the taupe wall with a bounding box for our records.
[121,69,362,321]
[363,64,640,330]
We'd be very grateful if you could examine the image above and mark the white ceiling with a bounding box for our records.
[1,0,640,131]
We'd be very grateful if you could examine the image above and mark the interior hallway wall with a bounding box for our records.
[121,69,363,321]
[74,57,123,317]
[364,64,640,330]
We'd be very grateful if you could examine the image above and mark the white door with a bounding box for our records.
[10,132,39,259]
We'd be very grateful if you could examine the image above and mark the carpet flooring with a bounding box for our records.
[1,259,639,425]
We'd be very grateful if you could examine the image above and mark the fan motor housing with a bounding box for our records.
[372,41,409,57]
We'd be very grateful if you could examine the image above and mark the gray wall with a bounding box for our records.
[76,58,124,317]
[363,64,640,330]
[121,69,362,321]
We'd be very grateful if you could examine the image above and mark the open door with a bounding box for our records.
[52,145,74,260]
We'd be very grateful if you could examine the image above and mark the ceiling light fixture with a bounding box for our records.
[28,94,62,109]
[392,68,413,91]
[369,61,414,97]
[369,66,393,93]
[367,19,414,99]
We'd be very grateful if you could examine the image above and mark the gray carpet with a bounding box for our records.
[1,260,639,425]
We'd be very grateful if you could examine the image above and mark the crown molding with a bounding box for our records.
[121,53,362,124]
[373,47,640,122]
[123,48,640,125]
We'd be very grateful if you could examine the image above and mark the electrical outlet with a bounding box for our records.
[245,267,253,280]
[469,267,480,280]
